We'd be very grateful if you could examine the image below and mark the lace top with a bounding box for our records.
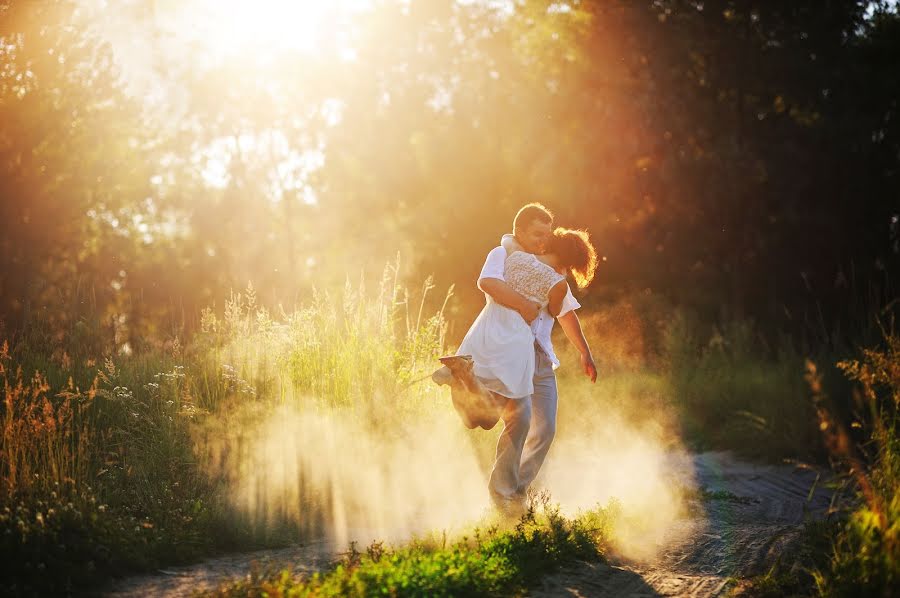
[504,251,566,306]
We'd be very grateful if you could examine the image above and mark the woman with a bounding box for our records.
[440,227,597,427]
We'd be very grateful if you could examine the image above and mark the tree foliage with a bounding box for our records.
[0,0,897,348]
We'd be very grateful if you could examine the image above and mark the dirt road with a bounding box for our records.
[105,452,835,597]
[531,451,835,597]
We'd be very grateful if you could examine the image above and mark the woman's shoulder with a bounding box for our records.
[505,249,533,261]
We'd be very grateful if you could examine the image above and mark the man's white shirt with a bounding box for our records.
[477,235,580,369]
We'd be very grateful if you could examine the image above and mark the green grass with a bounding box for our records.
[810,332,899,597]
[556,300,897,596]
[729,330,900,597]
[551,297,831,463]
[206,496,617,598]
[2,272,896,596]
[663,311,824,462]
[0,338,254,593]
[0,262,455,594]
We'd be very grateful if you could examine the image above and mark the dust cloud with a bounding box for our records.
[196,302,697,559]
[541,407,695,561]
[197,400,492,549]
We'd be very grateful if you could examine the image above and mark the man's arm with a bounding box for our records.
[477,245,540,323]
[478,278,540,323]
[557,310,597,382]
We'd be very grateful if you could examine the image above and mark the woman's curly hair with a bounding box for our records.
[547,227,598,290]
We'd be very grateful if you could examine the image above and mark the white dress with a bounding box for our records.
[456,251,566,399]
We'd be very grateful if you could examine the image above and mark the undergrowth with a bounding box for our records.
[0,262,452,595]
[206,495,617,598]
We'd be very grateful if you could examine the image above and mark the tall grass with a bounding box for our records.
[4,264,894,596]
[663,311,824,461]
[184,265,466,553]
[1,259,456,593]
[0,330,239,593]
[191,263,452,411]
[0,342,96,499]
[735,328,899,597]
[809,331,899,596]
[562,297,825,462]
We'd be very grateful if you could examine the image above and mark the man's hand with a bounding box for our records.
[580,352,598,383]
[479,278,539,323]
[518,301,541,324]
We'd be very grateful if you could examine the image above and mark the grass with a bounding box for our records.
[730,329,899,597]
[0,261,456,594]
[550,295,829,463]
[547,297,828,463]
[663,311,824,462]
[206,495,617,598]
[0,337,249,593]
[556,297,897,596]
[809,331,899,596]
[1,268,897,596]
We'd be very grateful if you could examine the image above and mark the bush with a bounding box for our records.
[1,488,155,594]
[208,496,616,598]
[0,338,246,593]
[811,332,899,597]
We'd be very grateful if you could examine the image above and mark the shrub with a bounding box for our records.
[207,495,616,598]
[811,332,899,597]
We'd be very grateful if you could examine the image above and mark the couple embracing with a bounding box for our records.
[436,203,598,514]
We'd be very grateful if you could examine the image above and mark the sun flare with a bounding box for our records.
[156,0,371,61]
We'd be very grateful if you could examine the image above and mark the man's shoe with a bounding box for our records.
[490,491,527,521]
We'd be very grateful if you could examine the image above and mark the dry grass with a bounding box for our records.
[0,340,99,499]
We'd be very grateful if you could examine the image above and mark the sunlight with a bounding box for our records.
[79,0,372,108]
[79,1,351,201]
[161,0,372,61]
[194,130,324,201]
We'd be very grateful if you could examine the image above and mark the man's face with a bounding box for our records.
[516,220,552,254]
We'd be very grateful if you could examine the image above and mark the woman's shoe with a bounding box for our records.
[431,365,454,386]
[438,355,502,430]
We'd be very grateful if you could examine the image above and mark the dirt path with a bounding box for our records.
[105,452,834,597]
[103,542,335,597]
[531,451,835,597]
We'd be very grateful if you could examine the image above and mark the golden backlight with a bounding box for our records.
[156,0,371,60]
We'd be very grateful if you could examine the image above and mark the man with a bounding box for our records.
[478,203,597,512]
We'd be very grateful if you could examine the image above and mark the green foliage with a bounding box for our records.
[2,1,898,352]
[812,333,899,597]
[279,269,451,408]
[1,488,149,595]
[0,338,247,593]
[207,497,615,598]
[663,311,823,461]
[733,331,899,597]
[0,269,452,593]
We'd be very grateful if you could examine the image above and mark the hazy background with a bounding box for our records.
[2,0,897,352]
